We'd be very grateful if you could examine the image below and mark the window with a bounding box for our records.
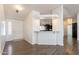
[1,21,6,35]
[8,21,12,35]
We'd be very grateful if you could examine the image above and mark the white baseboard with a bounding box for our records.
[6,38,24,42]
[24,39,32,44]
[37,43,64,46]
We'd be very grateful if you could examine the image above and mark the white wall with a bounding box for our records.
[24,11,33,44]
[6,19,24,41]
[52,5,64,46]
[0,5,5,54]
[32,11,40,44]
[67,25,72,37]
[77,14,79,40]
[64,20,67,36]
[24,10,40,44]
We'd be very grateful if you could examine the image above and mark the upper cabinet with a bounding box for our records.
[52,15,60,32]
[32,5,63,34]
[32,10,40,31]
[32,11,61,32]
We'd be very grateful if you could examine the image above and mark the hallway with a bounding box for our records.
[2,38,79,55]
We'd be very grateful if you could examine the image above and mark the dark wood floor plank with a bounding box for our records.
[2,37,79,55]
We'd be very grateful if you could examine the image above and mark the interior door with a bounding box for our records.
[72,23,77,38]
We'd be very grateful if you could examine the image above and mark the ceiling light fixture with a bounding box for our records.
[16,9,19,13]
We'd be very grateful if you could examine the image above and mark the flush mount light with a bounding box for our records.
[16,9,19,13]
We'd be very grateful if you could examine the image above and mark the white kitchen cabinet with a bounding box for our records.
[32,11,40,31]
[52,16,60,32]
[37,31,57,45]
[32,19,40,31]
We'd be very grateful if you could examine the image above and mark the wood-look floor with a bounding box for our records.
[2,37,79,55]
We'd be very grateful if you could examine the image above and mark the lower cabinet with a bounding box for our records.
[33,31,64,46]
[37,31,57,45]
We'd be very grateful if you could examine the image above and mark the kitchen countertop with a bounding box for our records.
[34,30,59,33]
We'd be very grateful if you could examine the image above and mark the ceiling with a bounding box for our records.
[4,4,60,20]
[4,4,30,20]
[64,4,79,19]
[23,4,60,14]
[4,4,79,20]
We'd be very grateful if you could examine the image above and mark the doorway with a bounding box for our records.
[64,17,78,54]
[72,23,77,38]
